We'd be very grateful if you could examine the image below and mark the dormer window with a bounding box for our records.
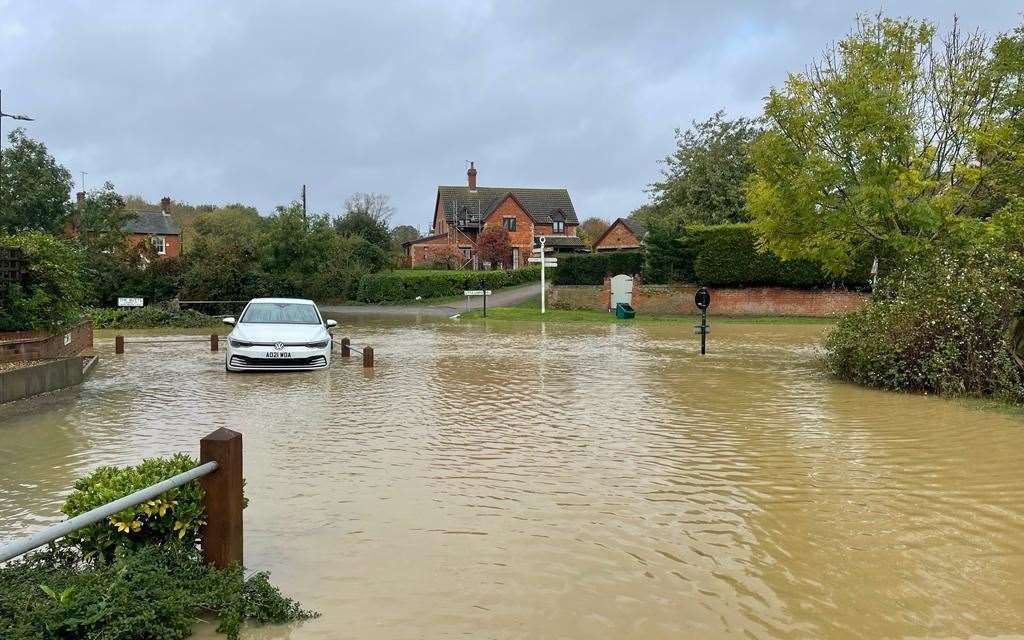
[553,220,564,234]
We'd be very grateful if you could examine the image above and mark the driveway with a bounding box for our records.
[319,282,542,317]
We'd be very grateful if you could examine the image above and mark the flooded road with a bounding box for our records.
[2,318,1024,639]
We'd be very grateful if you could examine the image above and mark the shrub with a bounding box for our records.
[88,303,222,329]
[552,252,644,285]
[60,454,231,562]
[356,267,541,302]
[0,545,316,640]
[0,231,86,330]
[824,247,1024,400]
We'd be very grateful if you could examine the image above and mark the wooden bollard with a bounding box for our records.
[340,337,350,357]
[210,334,219,352]
[363,346,374,368]
[200,428,243,569]
[115,335,124,354]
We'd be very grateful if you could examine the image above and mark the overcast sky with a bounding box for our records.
[1,1,1021,230]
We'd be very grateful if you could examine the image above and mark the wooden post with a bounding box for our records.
[115,335,124,354]
[200,428,243,569]
[363,346,374,368]
[210,334,219,352]
[341,337,350,357]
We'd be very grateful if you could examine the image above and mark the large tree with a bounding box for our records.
[389,224,420,253]
[475,226,511,268]
[647,111,760,226]
[0,128,73,233]
[747,14,1013,273]
[577,217,610,249]
[334,192,393,251]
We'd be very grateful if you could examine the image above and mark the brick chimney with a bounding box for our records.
[160,196,171,216]
[76,191,86,209]
[467,161,477,192]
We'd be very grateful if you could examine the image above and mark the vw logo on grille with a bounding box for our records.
[274,342,285,351]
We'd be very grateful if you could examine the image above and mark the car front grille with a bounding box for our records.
[229,355,328,369]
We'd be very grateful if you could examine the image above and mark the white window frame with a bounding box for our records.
[151,235,167,255]
[553,220,564,234]
[511,247,520,269]
[503,217,517,232]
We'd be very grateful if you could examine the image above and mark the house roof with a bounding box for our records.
[622,218,647,238]
[402,232,448,247]
[438,186,579,225]
[123,210,181,235]
[535,235,585,249]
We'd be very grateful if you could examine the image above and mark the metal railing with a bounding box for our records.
[0,462,217,563]
[336,337,374,367]
[0,428,243,568]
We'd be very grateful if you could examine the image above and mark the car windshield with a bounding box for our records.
[240,302,321,324]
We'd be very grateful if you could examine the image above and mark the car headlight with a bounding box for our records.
[306,340,330,349]
[229,338,253,348]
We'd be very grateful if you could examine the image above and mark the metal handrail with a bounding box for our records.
[0,461,218,563]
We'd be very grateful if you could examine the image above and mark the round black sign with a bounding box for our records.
[694,287,711,310]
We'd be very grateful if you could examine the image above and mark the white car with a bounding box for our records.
[223,298,336,372]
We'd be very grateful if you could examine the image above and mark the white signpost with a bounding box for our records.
[531,237,558,314]
[462,290,492,296]
[117,297,144,308]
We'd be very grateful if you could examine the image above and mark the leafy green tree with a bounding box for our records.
[78,182,132,253]
[389,224,420,253]
[334,192,393,251]
[0,128,73,233]
[0,230,85,330]
[645,111,760,226]
[577,217,610,249]
[747,14,1007,274]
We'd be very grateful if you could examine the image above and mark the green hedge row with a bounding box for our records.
[642,223,872,288]
[551,252,644,285]
[355,267,541,303]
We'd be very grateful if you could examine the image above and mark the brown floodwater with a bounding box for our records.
[2,317,1024,639]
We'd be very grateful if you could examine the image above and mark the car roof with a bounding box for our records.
[247,298,317,305]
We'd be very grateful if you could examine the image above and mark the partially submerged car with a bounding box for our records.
[223,298,336,372]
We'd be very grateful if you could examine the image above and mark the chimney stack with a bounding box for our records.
[76,191,86,209]
[160,196,171,215]
[467,161,477,192]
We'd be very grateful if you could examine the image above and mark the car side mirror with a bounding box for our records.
[223,317,236,326]
[326,319,337,328]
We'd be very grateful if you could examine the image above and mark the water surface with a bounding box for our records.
[1,318,1023,639]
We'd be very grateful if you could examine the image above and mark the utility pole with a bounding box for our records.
[80,171,88,191]
[301,184,307,228]
[0,90,36,178]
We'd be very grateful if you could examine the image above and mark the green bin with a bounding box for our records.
[615,302,635,319]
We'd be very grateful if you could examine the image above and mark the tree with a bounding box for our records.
[747,14,1009,274]
[389,224,420,253]
[475,226,511,268]
[577,217,610,249]
[647,111,760,226]
[78,182,132,253]
[0,128,73,233]
[334,192,393,251]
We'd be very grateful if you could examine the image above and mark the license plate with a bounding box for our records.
[264,351,292,358]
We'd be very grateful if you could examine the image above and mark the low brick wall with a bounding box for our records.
[0,357,84,404]
[0,321,93,364]
[550,280,869,317]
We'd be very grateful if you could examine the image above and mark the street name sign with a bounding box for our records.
[527,257,557,266]
[463,290,493,296]
[118,297,144,307]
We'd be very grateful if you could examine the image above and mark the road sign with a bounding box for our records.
[463,290,493,296]
[531,246,554,253]
[694,287,710,311]
[528,257,558,266]
[118,297,144,307]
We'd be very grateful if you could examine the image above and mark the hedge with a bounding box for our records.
[685,224,873,289]
[551,252,644,285]
[356,267,541,303]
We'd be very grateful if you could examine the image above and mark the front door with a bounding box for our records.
[610,274,633,309]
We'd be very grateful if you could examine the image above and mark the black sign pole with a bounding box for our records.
[695,286,711,356]
[700,309,707,355]
[482,280,487,318]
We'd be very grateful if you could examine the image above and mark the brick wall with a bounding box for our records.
[0,321,94,364]
[483,196,535,268]
[126,233,181,258]
[594,220,640,251]
[550,281,868,316]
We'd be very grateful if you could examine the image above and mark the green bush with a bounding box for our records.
[88,303,222,329]
[552,252,644,285]
[825,247,1024,400]
[0,545,316,640]
[60,454,220,563]
[356,267,541,302]
[0,231,86,330]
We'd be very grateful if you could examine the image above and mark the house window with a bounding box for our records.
[503,217,517,232]
[553,220,564,234]
[511,247,520,269]
[151,235,167,255]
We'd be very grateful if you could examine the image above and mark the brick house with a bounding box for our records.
[593,217,647,252]
[71,193,181,258]
[405,163,585,268]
